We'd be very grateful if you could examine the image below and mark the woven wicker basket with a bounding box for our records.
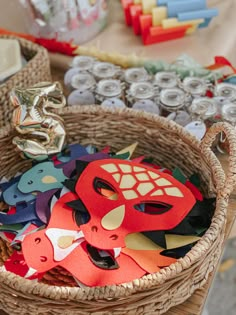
[0,35,51,128]
[0,106,235,315]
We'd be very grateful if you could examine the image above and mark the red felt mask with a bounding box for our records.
[20,159,196,286]
[22,192,83,273]
[4,251,44,280]
[21,192,147,286]
[74,159,196,249]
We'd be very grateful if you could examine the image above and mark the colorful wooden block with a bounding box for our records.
[139,14,153,35]
[121,0,134,26]
[162,18,204,35]
[141,0,156,14]
[150,24,190,36]
[198,17,212,28]
[130,4,143,35]
[120,0,218,45]
[140,14,190,45]
[142,27,188,45]
[152,7,167,26]
[157,0,169,5]
[167,0,206,18]
[177,9,218,22]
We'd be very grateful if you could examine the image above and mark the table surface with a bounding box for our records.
[1,0,236,66]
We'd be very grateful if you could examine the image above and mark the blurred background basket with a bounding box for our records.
[0,35,51,128]
[0,106,235,315]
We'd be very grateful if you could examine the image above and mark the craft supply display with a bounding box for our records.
[0,82,216,288]
[121,0,218,45]
[65,55,236,141]
[19,0,108,45]
[0,140,215,287]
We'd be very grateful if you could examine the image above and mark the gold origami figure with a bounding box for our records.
[11,82,66,160]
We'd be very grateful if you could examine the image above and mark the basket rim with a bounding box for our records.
[0,105,230,301]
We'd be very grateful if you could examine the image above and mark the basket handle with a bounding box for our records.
[200,122,236,199]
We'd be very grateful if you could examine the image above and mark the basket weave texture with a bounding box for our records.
[0,106,235,315]
[0,35,51,128]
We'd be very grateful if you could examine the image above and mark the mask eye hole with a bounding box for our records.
[86,244,119,270]
[134,202,172,215]
[93,177,118,200]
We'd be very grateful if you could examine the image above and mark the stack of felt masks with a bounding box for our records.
[0,143,215,287]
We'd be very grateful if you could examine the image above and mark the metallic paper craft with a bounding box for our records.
[11,82,66,160]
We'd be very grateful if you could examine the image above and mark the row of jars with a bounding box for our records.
[64,56,236,136]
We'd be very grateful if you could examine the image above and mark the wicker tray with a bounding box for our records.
[0,106,235,315]
[0,35,51,128]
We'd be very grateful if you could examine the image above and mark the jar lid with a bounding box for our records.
[154,72,179,89]
[221,103,236,124]
[71,56,96,70]
[92,62,119,79]
[64,68,83,87]
[215,83,236,101]
[160,88,185,109]
[190,98,217,118]
[71,72,96,91]
[129,82,155,100]
[182,77,207,95]
[96,80,122,97]
[124,67,149,84]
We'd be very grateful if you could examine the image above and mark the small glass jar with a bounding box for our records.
[190,98,218,123]
[182,77,209,97]
[154,71,179,89]
[91,62,122,81]
[126,81,156,101]
[71,56,96,70]
[221,102,236,124]
[127,82,159,114]
[217,102,236,153]
[64,68,82,90]
[214,83,236,102]
[166,111,191,127]
[95,79,124,104]
[124,67,151,86]
[185,97,218,141]
[67,71,96,106]
[159,88,188,115]
[70,72,96,91]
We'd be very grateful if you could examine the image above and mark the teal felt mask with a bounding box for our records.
[17,162,67,193]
